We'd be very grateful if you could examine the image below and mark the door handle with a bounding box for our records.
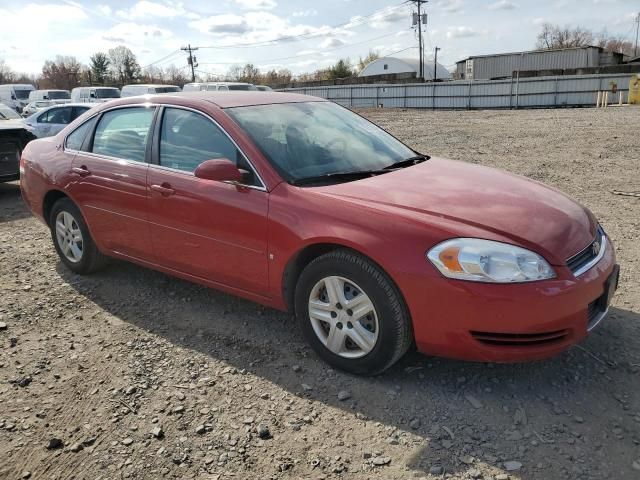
[150,184,175,196]
[71,166,91,177]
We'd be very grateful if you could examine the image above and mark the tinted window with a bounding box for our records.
[49,91,70,100]
[66,116,97,151]
[159,108,259,185]
[96,88,120,99]
[228,85,255,91]
[92,107,154,162]
[39,107,72,124]
[14,89,31,99]
[71,106,90,121]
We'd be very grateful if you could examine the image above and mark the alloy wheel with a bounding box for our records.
[55,211,84,263]
[308,276,379,359]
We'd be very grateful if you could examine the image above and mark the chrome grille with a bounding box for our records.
[566,227,604,275]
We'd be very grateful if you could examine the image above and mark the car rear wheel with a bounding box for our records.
[295,249,413,375]
[50,198,108,274]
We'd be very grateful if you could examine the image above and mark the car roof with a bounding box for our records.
[122,91,325,109]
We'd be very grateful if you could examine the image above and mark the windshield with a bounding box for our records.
[96,88,120,99]
[48,91,70,99]
[227,102,416,183]
[15,89,31,100]
[0,105,21,119]
[154,86,181,93]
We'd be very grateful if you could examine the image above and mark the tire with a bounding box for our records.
[295,249,413,375]
[49,197,108,274]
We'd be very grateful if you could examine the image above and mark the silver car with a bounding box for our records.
[24,103,92,138]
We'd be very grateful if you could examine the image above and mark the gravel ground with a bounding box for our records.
[1,107,639,480]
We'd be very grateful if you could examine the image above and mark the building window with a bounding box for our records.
[383,64,388,70]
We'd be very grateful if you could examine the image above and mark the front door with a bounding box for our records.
[68,106,156,260]
[147,106,269,295]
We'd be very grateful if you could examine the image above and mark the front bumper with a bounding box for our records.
[407,237,618,362]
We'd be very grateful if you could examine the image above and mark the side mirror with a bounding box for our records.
[194,159,242,183]
[90,91,96,98]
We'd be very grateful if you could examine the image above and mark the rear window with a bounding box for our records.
[154,86,181,93]
[15,89,31,99]
[228,85,256,91]
[91,107,154,162]
[96,89,120,99]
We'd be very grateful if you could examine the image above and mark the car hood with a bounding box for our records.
[0,119,28,130]
[312,158,596,264]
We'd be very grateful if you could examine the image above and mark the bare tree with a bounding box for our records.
[357,50,381,73]
[40,56,83,90]
[108,46,140,85]
[536,23,594,49]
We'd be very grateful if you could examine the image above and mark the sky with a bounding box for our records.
[0,0,638,78]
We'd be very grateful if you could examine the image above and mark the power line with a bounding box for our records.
[197,2,410,50]
[197,30,411,69]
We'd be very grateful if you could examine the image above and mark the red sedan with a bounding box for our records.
[20,92,619,375]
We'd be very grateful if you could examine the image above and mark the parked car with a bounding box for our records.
[0,84,35,112]
[71,87,120,103]
[121,84,181,97]
[28,89,71,102]
[20,92,619,375]
[183,82,257,92]
[255,85,273,91]
[24,103,92,138]
[0,104,36,182]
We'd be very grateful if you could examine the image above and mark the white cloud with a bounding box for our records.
[189,11,350,47]
[234,0,277,10]
[116,1,188,20]
[320,38,347,49]
[293,9,318,18]
[446,26,480,39]
[433,0,465,14]
[97,4,112,16]
[489,0,518,10]
[346,6,408,30]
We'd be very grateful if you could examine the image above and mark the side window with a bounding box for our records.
[70,106,90,121]
[92,107,155,162]
[65,116,97,151]
[39,107,72,124]
[159,108,259,186]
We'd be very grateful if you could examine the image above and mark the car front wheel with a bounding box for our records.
[295,249,413,375]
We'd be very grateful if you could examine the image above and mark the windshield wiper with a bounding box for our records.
[290,169,390,186]
[383,154,429,170]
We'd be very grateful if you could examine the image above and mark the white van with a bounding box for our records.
[121,84,181,97]
[0,84,36,112]
[28,89,71,102]
[71,86,120,103]
[182,82,257,92]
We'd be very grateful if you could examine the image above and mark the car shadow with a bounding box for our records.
[0,181,31,223]
[57,259,640,480]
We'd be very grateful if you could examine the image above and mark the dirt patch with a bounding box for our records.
[1,107,639,480]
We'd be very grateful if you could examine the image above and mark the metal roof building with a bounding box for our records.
[360,57,451,81]
[455,46,624,80]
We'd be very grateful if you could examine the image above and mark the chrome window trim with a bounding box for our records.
[572,234,608,277]
[146,163,267,192]
[70,150,149,166]
[64,102,267,191]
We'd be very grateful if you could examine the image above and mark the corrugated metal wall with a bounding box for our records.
[471,47,601,79]
[281,73,632,110]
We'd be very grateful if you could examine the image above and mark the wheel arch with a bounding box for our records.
[42,189,70,226]
[281,242,410,322]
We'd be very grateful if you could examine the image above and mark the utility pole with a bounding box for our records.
[434,46,441,81]
[635,12,640,57]
[181,44,199,82]
[411,1,428,80]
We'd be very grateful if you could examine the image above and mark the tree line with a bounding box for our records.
[0,22,634,90]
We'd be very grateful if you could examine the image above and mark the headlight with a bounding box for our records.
[427,238,555,283]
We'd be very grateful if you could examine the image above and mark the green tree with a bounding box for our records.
[328,58,354,80]
[90,52,110,85]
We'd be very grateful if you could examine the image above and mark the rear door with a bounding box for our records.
[146,106,269,295]
[67,106,156,259]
